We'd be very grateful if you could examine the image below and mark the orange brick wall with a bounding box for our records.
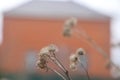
[0,17,110,77]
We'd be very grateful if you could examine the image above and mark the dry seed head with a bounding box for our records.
[76,48,86,57]
[63,27,72,37]
[36,60,41,69]
[65,17,77,28]
[39,47,49,56]
[48,44,58,52]
[70,63,77,71]
[36,57,47,70]
[70,54,78,63]
[63,17,77,37]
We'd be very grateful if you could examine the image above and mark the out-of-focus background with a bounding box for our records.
[0,0,120,80]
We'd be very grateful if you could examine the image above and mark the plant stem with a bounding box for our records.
[54,56,66,72]
[74,28,120,71]
[48,67,67,80]
[49,52,72,80]
[55,57,72,80]
[80,62,90,80]
[54,53,73,80]
[75,28,108,58]
[48,53,66,73]
[65,71,72,80]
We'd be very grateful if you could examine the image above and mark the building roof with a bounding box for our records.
[4,0,110,20]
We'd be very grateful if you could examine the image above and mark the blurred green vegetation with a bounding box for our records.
[0,72,119,80]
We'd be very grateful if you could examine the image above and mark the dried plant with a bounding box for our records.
[36,44,72,80]
[63,17,77,37]
[63,17,120,73]
[36,17,120,80]
[69,48,90,80]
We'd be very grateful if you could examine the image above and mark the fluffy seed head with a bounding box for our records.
[36,57,48,70]
[48,44,58,52]
[39,47,49,56]
[76,48,86,57]
[70,63,77,71]
[70,54,78,63]
[65,17,77,28]
[39,44,58,57]
[63,26,72,37]
[63,17,77,37]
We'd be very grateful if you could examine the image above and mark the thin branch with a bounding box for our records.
[54,56,66,72]
[48,54,66,73]
[49,52,73,80]
[74,28,120,71]
[79,61,91,80]
[74,28,108,58]
[65,70,72,80]
[48,67,67,80]
[53,53,72,80]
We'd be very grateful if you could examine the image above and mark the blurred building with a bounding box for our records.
[0,0,111,78]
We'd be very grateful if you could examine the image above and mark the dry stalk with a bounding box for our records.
[74,27,120,71]
[49,52,72,80]
[48,67,67,80]
[79,61,90,80]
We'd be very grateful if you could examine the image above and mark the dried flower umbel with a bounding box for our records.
[69,54,77,71]
[63,17,77,37]
[36,44,72,80]
[70,54,78,64]
[69,48,90,80]
[65,17,77,28]
[36,56,48,71]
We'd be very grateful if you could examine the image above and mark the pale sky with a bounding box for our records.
[74,0,120,17]
[0,0,30,44]
[0,0,30,12]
